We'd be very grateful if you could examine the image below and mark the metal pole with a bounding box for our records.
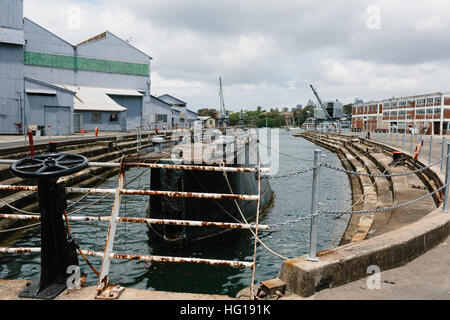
[402,133,406,151]
[410,133,414,155]
[396,131,399,147]
[429,135,433,164]
[419,135,424,159]
[307,149,321,262]
[390,131,393,146]
[441,137,446,172]
[442,143,450,213]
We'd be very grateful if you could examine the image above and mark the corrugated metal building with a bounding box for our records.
[149,95,173,130]
[0,0,156,135]
[0,0,25,134]
[157,94,198,129]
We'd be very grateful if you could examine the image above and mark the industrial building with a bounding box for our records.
[158,94,198,129]
[0,0,197,135]
[351,92,450,135]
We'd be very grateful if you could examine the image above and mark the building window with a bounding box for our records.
[391,102,398,107]
[416,109,425,114]
[91,113,102,122]
[156,114,168,122]
[435,97,442,104]
[434,108,441,114]
[426,109,433,114]
[109,113,119,122]
[417,99,426,105]
[427,98,434,104]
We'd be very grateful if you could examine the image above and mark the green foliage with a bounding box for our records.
[343,103,353,116]
[197,108,218,118]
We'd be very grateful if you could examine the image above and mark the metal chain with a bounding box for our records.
[263,164,321,179]
[266,183,448,228]
[321,156,446,178]
[320,183,448,215]
[267,212,319,228]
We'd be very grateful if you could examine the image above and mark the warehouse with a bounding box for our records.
[352,92,450,135]
[158,94,198,129]
[0,0,154,135]
[149,95,173,130]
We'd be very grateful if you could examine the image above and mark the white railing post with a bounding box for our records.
[307,149,321,262]
[441,137,446,172]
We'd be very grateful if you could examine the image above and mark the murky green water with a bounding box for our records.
[0,130,351,297]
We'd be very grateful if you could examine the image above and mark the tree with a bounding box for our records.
[343,104,353,116]
[197,108,218,119]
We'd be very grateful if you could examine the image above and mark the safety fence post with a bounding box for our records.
[441,137,446,172]
[307,149,321,262]
[403,132,406,151]
[419,135,424,159]
[443,143,450,213]
[429,135,433,165]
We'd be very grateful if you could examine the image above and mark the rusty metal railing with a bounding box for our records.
[0,157,267,300]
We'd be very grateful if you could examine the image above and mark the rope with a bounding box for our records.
[220,163,289,261]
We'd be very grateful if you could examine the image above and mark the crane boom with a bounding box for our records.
[310,84,332,119]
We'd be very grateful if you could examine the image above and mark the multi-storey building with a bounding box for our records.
[352,92,450,135]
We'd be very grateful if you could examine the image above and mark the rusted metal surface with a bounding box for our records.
[0,185,37,192]
[0,247,40,254]
[0,159,270,173]
[0,213,268,230]
[95,283,125,300]
[65,187,116,195]
[0,213,41,221]
[0,184,259,201]
[124,162,270,173]
[121,189,259,201]
[0,247,254,268]
[96,158,125,296]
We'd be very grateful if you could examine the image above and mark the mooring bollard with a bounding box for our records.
[307,149,321,262]
[443,143,450,213]
[152,137,164,153]
[441,137,446,172]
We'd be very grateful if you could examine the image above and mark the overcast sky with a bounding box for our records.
[24,0,450,112]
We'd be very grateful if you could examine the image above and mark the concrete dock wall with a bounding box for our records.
[281,133,450,297]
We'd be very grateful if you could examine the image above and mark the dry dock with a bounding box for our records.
[278,132,450,298]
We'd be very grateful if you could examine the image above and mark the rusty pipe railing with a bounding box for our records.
[0,247,253,268]
[0,213,269,230]
[0,185,259,201]
[0,159,270,173]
